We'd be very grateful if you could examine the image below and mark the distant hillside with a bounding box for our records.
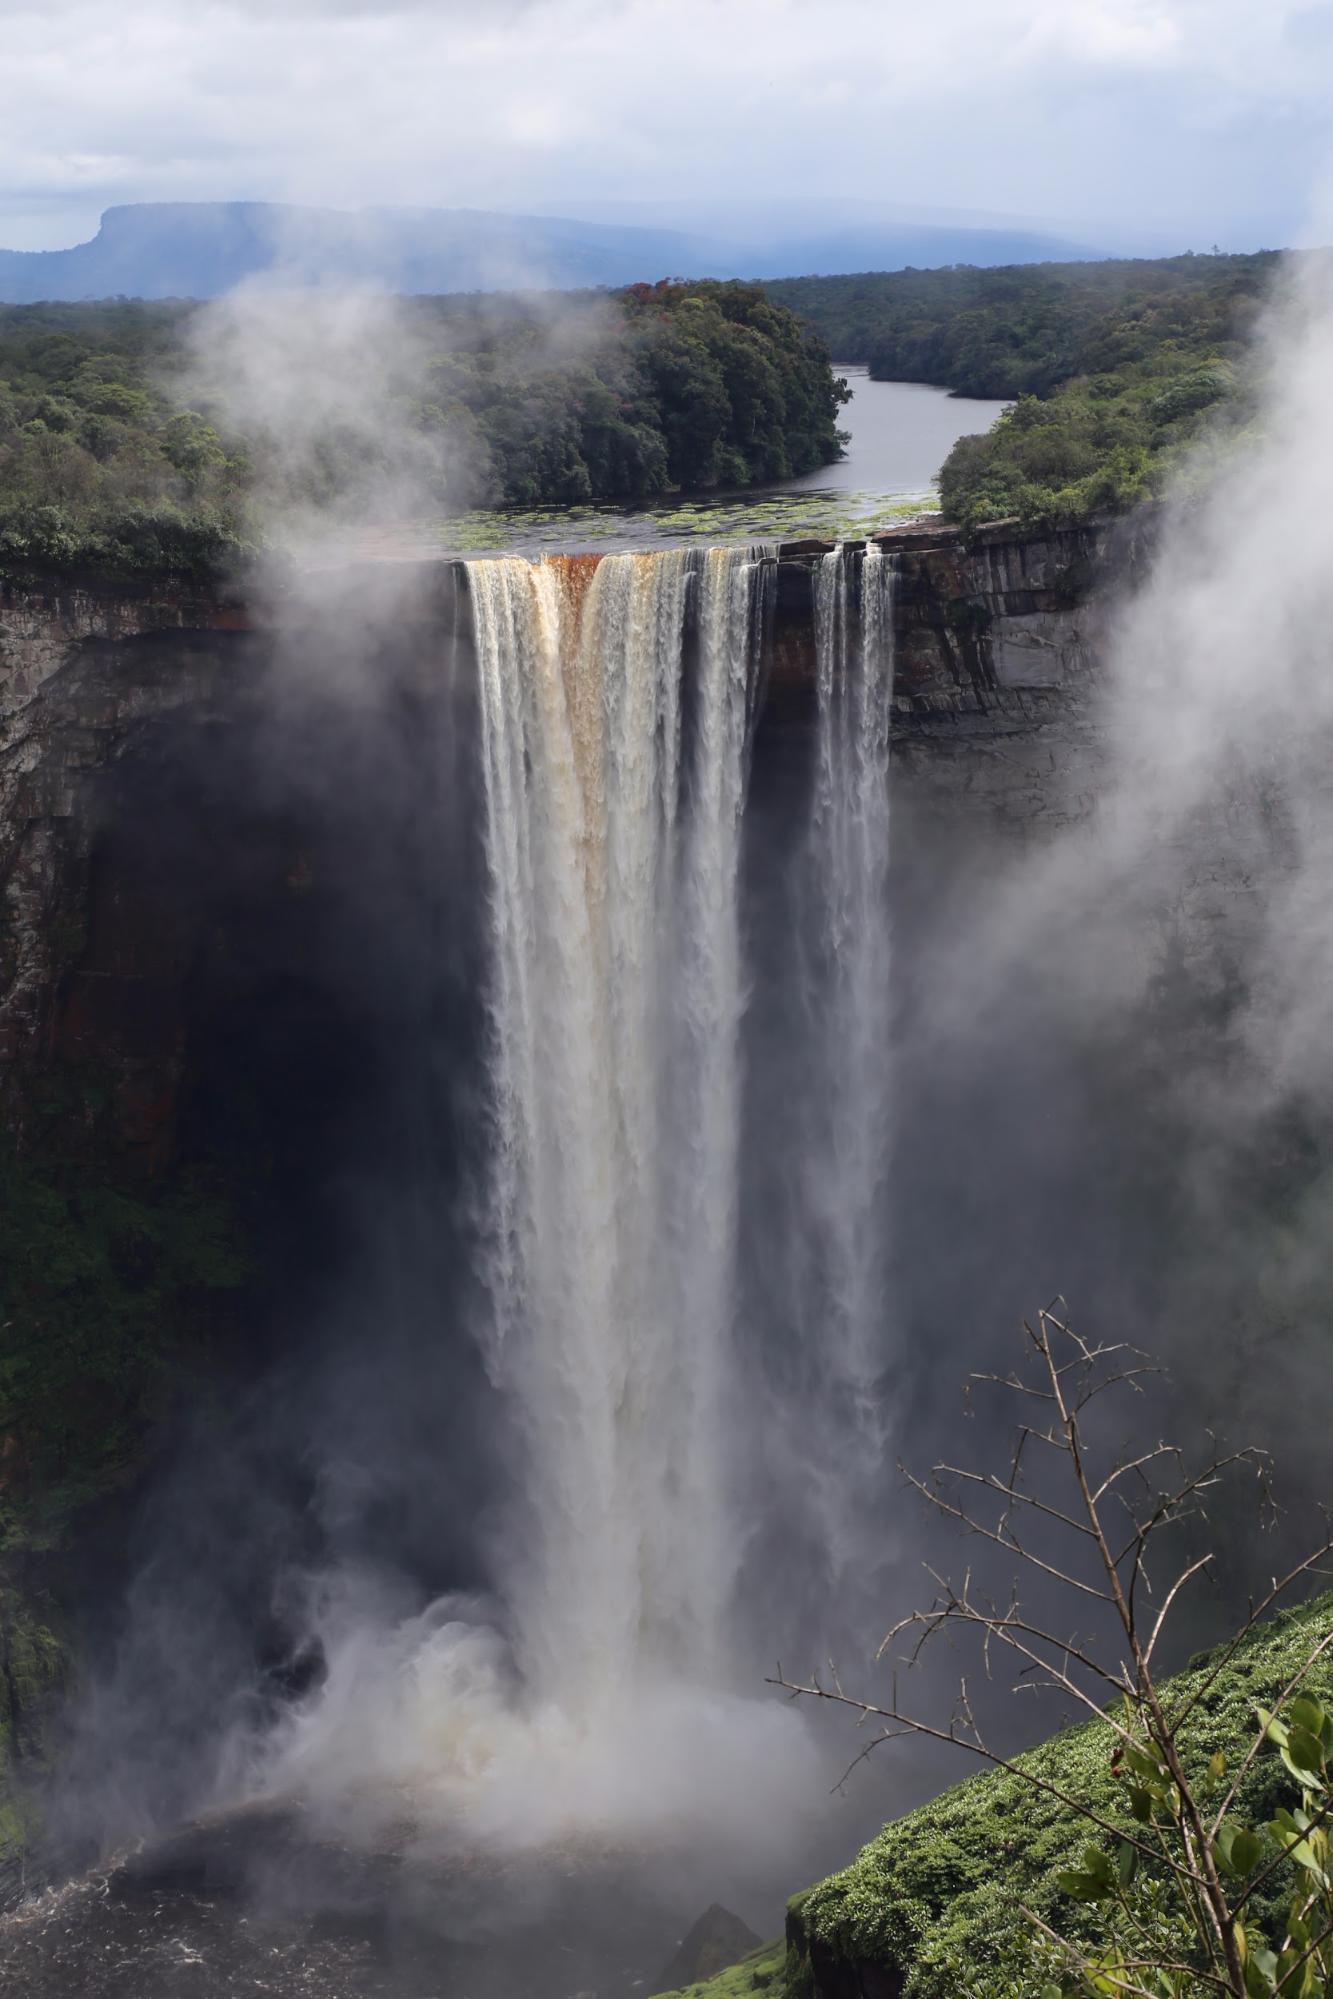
[767,253,1284,530]
[0,202,1100,304]
[764,254,1282,393]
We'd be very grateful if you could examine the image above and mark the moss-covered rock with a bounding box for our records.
[0,1131,245,1901]
[0,1138,248,1558]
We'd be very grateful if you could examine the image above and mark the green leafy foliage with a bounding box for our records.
[766,253,1281,529]
[671,1597,1333,1999]
[655,1937,788,1999]
[1029,1687,1333,1999]
[0,300,253,580]
[0,1585,64,1886]
[764,257,1278,398]
[0,1091,247,1880]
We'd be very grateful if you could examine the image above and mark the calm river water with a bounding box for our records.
[342,370,1009,561]
[785,366,1008,496]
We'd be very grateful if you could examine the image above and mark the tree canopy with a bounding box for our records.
[0,280,846,580]
[767,254,1282,529]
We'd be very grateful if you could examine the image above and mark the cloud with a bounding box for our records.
[0,0,1329,252]
[1286,2,1333,50]
[1016,1,1185,70]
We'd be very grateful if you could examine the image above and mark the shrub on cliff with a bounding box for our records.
[781,1599,1333,1999]
[666,1314,1333,1999]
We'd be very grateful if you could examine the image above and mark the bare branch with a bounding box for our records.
[1174,1543,1333,1738]
[767,1670,1209,1890]
[1142,1553,1217,1668]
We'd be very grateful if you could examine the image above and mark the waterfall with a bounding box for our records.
[812,545,895,1414]
[269,538,891,1845]
[468,545,770,1708]
[788,544,897,1570]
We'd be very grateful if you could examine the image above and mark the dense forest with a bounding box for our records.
[769,253,1282,527]
[764,255,1279,395]
[0,254,1288,564]
[0,280,846,579]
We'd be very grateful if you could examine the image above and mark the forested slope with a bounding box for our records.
[0,280,845,580]
[765,256,1278,396]
[768,254,1282,527]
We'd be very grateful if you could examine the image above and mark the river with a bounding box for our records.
[786,366,1008,496]
[344,371,1009,562]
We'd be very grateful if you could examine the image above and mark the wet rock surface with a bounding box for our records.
[0,1801,697,1997]
[0,527,1127,1943]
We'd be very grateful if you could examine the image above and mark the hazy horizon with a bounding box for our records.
[0,193,1261,265]
[4,0,1332,258]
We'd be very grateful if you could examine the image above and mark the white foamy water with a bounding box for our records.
[469,546,767,1702]
[808,545,896,1449]
[269,543,895,1847]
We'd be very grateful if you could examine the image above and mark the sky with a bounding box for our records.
[2,0,1332,253]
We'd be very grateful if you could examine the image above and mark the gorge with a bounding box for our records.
[0,474,1329,1994]
[6,0,1332,1989]
[0,520,1111,1949]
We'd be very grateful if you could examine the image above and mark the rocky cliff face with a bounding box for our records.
[0,578,256,1137]
[0,523,1127,1896]
[1,525,1125,1140]
[768,515,1146,835]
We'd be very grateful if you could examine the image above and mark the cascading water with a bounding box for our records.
[468,546,768,1704]
[735,543,898,1654]
[806,544,896,1458]
[272,540,895,1849]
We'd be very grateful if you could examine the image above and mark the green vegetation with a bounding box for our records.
[764,257,1279,398]
[1039,1685,1333,1999]
[792,1599,1333,1999]
[0,1080,248,1884]
[0,1587,64,1888]
[386,486,932,561]
[0,1141,246,1556]
[767,254,1282,529]
[0,281,845,582]
[660,1599,1333,1999]
[0,298,251,581]
[934,364,1242,533]
[666,1314,1333,1999]
[657,1938,786,1998]
[0,1055,249,1558]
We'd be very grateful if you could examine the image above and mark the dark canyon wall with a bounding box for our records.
[0,518,1132,1138]
[0,519,1140,1894]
